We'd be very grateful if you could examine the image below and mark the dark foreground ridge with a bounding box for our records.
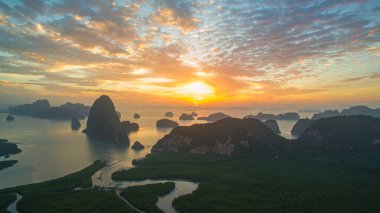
[152,117,287,156]
[297,115,380,153]
[112,116,380,213]
[152,116,380,157]
[263,119,281,134]
[291,118,315,136]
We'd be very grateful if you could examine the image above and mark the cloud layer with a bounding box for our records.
[0,0,379,107]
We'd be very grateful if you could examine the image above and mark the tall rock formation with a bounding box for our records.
[83,95,129,144]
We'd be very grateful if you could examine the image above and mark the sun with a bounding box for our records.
[176,81,215,104]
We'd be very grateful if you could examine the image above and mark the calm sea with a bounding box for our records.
[0,108,311,189]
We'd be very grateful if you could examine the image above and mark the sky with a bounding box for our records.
[0,0,380,109]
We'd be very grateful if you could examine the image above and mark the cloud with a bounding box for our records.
[340,73,380,83]
[0,0,379,106]
[154,0,199,31]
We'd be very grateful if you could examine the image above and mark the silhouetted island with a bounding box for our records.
[6,115,14,121]
[263,119,281,134]
[83,95,129,144]
[133,113,140,119]
[7,99,91,119]
[191,112,198,117]
[179,113,194,120]
[312,106,380,119]
[0,139,21,171]
[121,121,139,133]
[152,118,287,156]
[156,119,179,128]
[33,107,81,119]
[60,102,90,117]
[197,112,231,122]
[244,112,300,120]
[0,139,21,157]
[131,141,145,150]
[291,118,315,136]
[8,99,51,115]
[341,106,380,117]
[71,118,81,130]
[312,110,340,120]
[165,112,174,117]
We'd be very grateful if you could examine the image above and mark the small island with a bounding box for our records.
[197,112,231,122]
[156,119,179,128]
[71,118,81,130]
[6,115,14,121]
[165,112,174,117]
[0,139,22,171]
[131,141,145,150]
[179,113,194,120]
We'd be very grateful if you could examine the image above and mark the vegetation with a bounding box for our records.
[0,142,21,157]
[120,182,175,213]
[0,140,21,172]
[297,115,380,153]
[0,194,16,213]
[0,160,137,213]
[153,118,289,156]
[17,190,135,213]
[113,153,380,212]
[0,160,18,171]
[1,160,105,194]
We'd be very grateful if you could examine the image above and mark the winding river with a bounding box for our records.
[7,193,22,213]
[92,159,199,213]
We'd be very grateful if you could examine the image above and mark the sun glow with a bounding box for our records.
[176,81,215,104]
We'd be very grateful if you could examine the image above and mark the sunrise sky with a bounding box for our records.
[0,0,379,109]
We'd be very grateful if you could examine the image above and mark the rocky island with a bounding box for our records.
[179,113,194,120]
[263,119,281,134]
[6,115,14,121]
[8,99,91,119]
[312,105,380,119]
[152,118,287,156]
[165,112,174,117]
[83,95,130,145]
[197,112,231,122]
[131,141,145,150]
[312,110,340,120]
[0,139,22,171]
[121,121,139,133]
[291,118,315,136]
[71,118,81,130]
[244,112,300,120]
[156,119,179,128]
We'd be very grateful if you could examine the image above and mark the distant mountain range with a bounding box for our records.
[290,106,380,136]
[312,106,380,119]
[244,112,300,120]
[7,99,90,119]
